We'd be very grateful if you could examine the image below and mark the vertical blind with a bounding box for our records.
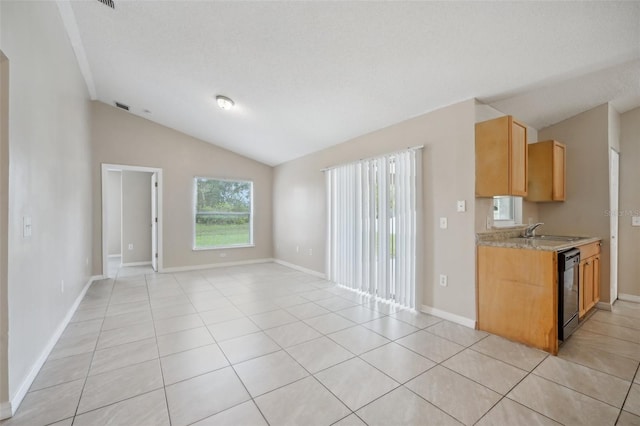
[325,148,421,309]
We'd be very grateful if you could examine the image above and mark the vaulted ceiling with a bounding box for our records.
[60,1,640,166]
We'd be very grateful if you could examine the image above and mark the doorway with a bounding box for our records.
[609,148,619,304]
[101,164,163,277]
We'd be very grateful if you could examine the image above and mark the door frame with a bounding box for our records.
[101,164,163,276]
[609,148,619,304]
[0,50,11,420]
[151,172,158,272]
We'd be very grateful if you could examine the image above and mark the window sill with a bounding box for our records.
[193,244,255,251]
[493,220,520,228]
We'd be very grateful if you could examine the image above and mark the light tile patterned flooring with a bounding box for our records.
[2,263,639,426]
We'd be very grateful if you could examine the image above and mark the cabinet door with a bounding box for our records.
[510,119,528,196]
[584,259,595,313]
[578,259,587,318]
[475,117,510,197]
[593,255,600,304]
[552,143,566,201]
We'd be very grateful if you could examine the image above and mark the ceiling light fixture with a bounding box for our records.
[216,95,235,111]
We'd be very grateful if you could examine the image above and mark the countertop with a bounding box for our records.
[476,226,601,252]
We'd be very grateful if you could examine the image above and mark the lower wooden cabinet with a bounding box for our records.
[477,240,602,354]
[578,242,601,318]
[477,245,558,354]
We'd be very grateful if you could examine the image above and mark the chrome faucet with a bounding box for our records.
[523,222,544,238]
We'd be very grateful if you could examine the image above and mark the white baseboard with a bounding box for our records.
[420,305,476,329]
[120,261,152,267]
[8,275,102,417]
[618,293,640,304]
[107,254,121,258]
[0,401,12,420]
[273,259,326,279]
[596,301,613,311]
[161,258,274,273]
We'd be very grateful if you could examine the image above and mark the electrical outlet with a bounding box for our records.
[486,216,493,229]
[128,243,134,250]
[23,216,32,238]
[456,200,466,212]
[439,217,448,229]
[308,248,312,255]
[219,252,227,258]
[296,246,299,253]
[60,280,64,293]
[632,216,640,227]
[439,274,448,287]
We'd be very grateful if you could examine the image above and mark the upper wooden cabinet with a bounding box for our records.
[526,140,566,202]
[475,116,528,197]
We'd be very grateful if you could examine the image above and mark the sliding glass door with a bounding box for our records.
[326,149,421,309]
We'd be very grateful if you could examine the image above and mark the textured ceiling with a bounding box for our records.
[63,1,640,166]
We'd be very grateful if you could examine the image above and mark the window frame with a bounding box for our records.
[192,176,255,251]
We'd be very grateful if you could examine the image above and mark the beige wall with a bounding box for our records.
[1,0,93,407]
[91,101,273,272]
[106,171,121,256]
[121,171,153,264]
[538,104,612,303]
[618,106,640,298]
[274,99,478,321]
[0,51,9,409]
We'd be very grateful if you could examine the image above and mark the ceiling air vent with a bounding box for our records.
[97,0,115,9]
[115,102,129,111]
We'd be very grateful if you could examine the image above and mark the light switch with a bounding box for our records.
[456,200,466,212]
[632,216,640,227]
[439,217,448,229]
[23,216,32,238]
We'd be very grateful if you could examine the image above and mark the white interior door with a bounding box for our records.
[609,148,619,303]
[151,172,158,272]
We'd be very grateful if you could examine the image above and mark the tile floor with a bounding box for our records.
[2,262,639,426]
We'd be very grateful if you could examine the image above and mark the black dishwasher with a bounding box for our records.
[558,248,580,341]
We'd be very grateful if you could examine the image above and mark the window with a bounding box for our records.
[493,196,522,227]
[493,196,514,221]
[193,178,253,249]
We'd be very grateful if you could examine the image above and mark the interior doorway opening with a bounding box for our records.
[101,164,163,277]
